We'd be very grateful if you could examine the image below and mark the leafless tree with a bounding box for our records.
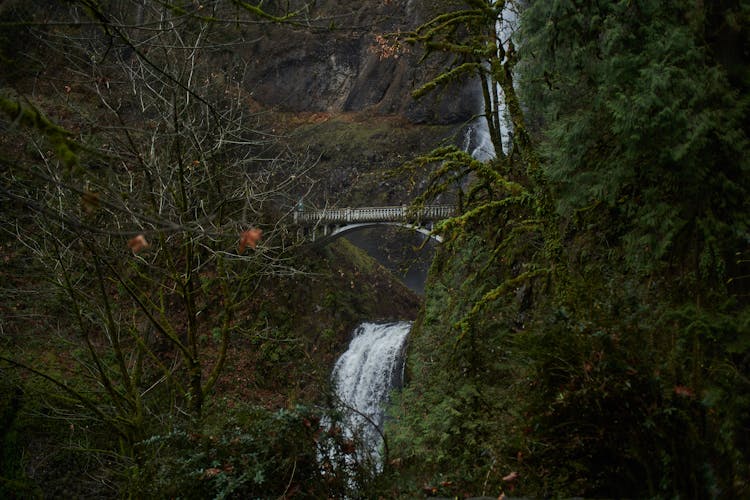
[0,0,317,457]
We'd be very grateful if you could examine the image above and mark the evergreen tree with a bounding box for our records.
[389,1,750,497]
[521,0,750,284]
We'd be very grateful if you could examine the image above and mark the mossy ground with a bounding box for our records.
[279,111,460,207]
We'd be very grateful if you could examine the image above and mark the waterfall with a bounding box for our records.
[331,321,411,464]
[463,4,519,161]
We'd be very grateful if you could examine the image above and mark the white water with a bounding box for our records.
[463,3,519,161]
[331,321,411,463]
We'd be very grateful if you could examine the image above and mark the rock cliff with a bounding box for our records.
[237,0,477,124]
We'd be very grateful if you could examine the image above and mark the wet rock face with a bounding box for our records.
[245,30,360,112]
[238,0,475,124]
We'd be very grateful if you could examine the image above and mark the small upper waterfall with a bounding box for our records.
[331,321,411,463]
[463,4,519,161]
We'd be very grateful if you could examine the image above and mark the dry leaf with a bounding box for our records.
[202,467,221,479]
[502,471,519,482]
[127,234,149,253]
[238,228,262,253]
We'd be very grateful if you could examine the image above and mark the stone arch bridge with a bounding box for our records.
[294,205,455,243]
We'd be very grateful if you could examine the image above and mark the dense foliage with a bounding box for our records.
[387,0,750,497]
[522,0,750,280]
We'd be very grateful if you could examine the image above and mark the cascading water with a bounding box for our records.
[463,4,519,161]
[331,321,411,464]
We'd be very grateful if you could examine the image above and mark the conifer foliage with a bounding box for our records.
[521,0,750,279]
[388,0,750,497]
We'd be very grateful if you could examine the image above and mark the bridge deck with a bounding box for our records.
[294,205,454,225]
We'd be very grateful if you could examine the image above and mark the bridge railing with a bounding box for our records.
[294,205,455,225]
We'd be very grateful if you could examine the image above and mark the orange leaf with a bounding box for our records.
[238,228,262,253]
[502,471,519,482]
[202,467,222,479]
[127,234,149,253]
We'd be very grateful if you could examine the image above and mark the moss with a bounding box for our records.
[285,114,457,207]
[0,96,80,170]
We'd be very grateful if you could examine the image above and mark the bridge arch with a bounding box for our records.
[307,222,444,244]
